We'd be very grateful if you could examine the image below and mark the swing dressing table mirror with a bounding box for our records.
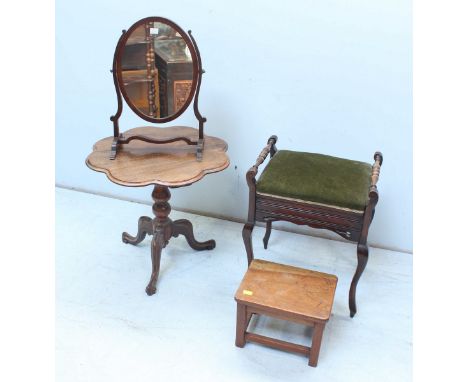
[110,16,205,159]
[86,17,229,295]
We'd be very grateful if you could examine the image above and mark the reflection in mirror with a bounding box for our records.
[120,21,194,119]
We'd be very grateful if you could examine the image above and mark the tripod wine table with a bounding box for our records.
[86,126,229,295]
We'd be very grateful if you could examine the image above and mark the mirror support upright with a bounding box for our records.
[188,30,206,161]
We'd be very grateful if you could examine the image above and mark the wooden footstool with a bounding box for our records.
[234,259,338,367]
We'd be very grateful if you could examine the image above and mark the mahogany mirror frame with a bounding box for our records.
[109,16,206,160]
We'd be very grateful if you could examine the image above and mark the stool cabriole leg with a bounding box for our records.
[349,242,369,317]
[242,223,255,265]
[263,220,272,249]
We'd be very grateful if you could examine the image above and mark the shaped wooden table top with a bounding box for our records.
[86,126,229,187]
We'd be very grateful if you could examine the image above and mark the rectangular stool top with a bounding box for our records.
[235,260,338,322]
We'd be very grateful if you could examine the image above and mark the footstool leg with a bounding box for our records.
[309,322,325,367]
[235,304,247,347]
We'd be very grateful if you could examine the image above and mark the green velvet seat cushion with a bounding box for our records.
[256,150,372,211]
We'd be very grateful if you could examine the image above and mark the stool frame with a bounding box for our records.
[242,135,383,317]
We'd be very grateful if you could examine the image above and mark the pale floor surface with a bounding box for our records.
[56,188,412,382]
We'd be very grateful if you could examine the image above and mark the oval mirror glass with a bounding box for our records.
[117,18,197,122]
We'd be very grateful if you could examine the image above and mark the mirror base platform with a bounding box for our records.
[110,135,204,161]
[122,184,215,295]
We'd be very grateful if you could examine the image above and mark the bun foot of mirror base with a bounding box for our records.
[109,137,119,160]
[196,138,204,161]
